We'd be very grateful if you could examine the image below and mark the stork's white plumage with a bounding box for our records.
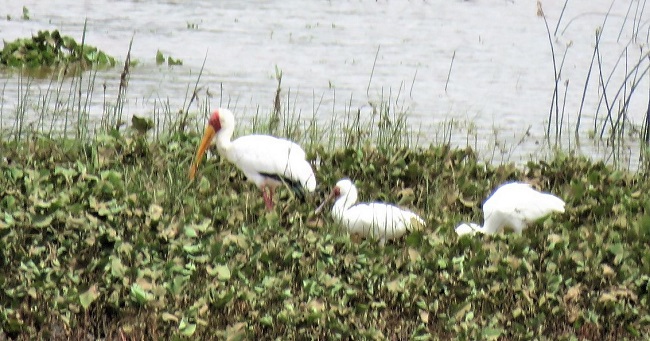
[455,182,565,236]
[316,178,425,245]
[189,108,316,210]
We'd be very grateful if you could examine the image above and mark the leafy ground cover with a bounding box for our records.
[0,130,649,340]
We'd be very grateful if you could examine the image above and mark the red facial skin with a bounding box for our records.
[208,110,222,132]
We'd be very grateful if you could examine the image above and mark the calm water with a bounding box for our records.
[1,0,648,167]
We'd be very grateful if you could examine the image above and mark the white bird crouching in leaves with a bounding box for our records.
[455,182,566,236]
[189,108,317,210]
[316,178,426,245]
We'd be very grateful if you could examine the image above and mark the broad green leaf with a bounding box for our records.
[454,302,471,320]
[110,257,126,277]
[79,285,100,309]
[179,318,197,336]
[162,312,178,322]
[130,283,152,304]
[183,243,202,254]
[2,212,14,228]
[148,204,163,221]
[184,226,197,238]
[213,264,231,281]
[32,214,53,228]
[259,315,273,326]
[386,279,402,293]
[608,243,624,256]
[481,327,503,340]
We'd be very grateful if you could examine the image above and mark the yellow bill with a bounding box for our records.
[189,125,216,180]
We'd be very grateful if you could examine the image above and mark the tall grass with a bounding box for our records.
[538,0,650,167]
[2,64,420,160]
[210,66,420,160]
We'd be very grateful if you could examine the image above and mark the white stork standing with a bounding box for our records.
[189,108,316,210]
[455,182,566,236]
[315,178,425,245]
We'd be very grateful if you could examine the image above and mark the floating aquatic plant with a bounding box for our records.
[0,29,116,69]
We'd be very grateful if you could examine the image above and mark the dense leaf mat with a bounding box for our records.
[1,134,649,340]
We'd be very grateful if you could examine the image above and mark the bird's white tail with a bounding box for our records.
[287,158,317,192]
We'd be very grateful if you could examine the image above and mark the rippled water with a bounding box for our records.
[1,0,648,167]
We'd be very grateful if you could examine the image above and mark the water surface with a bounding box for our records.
[1,0,648,167]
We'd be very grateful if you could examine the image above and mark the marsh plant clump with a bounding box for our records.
[0,124,649,339]
[156,50,183,66]
[0,29,116,70]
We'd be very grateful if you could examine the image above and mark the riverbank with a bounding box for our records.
[0,129,648,339]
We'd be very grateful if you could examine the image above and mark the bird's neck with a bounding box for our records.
[332,190,357,221]
[215,128,235,157]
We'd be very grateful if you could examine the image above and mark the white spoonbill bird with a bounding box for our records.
[315,178,425,245]
[455,182,565,236]
[189,108,317,210]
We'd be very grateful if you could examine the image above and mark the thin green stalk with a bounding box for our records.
[51,72,67,136]
[14,69,33,142]
[367,45,380,98]
[643,54,650,147]
[445,51,455,93]
[539,3,560,142]
[108,35,134,132]
[553,0,570,36]
[618,0,635,42]
[599,51,650,139]
[36,73,56,135]
[179,51,208,133]
[0,80,6,135]
[576,31,599,137]
[76,19,88,139]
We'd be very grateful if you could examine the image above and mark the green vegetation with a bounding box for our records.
[0,116,649,339]
[0,29,116,69]
[21,6,30,21]
[0,28,648,339]
[156,50,183,66]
